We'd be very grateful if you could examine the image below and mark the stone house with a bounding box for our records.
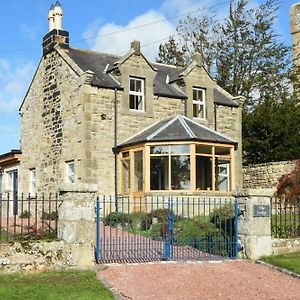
[19,2,244,197]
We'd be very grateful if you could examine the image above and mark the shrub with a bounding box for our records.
[19,211,31,219]
[41,211,58,221]
[276,160,300,204]
[210,204,236,235]
[129,211,152,231]
[103,212,126,226]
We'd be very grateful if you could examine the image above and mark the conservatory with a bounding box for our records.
[118,115,238,197]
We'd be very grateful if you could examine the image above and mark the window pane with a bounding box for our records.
[134,151,143,192]
[0,175,2,194]
[171,155,190,190]
[122,160,130,194]
[215,147,231,156]
[193,103,198,118]
[130,79,135,91]
[216,160,230,191]
[66,161,75,184]
[171,145,190,154]
[150,157,169,190]
[122,152,129,158]
[150,146,169,154]
[137,95,143,110]
[129,94,136,109]
[136,80,142,92]
[196,145,212,154]
[196,156,212,190]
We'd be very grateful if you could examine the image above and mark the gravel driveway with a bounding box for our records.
[98,260,300,300]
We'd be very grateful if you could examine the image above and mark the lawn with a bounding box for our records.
[0,270,114,300]
[261,251,300,275]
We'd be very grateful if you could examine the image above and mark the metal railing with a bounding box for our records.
[271,197,300,238]
[95,196,239,263]
[0,193,61,242]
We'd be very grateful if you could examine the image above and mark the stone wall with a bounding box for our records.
[0,241,75,273]
[20,49,84,194]
[243,160,296,191]
[236,189,273,260]
[272,238,300,255]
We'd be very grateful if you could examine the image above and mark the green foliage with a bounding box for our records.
[0,271,114,300]
[103,211,125,227]
[156,36,188,67]
[129,211,152,231]
[261,252,300,275]
[41,211,58,221]
[19,210,31,219]
[276,160,300,203]
[156,0,297,164]
[243,99,300,164]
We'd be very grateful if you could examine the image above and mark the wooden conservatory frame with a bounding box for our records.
[119,140,235,197]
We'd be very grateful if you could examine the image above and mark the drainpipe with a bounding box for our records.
[112,88,119,209]
[214,103,217,131]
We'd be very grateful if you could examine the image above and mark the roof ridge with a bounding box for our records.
[152,61,182,69]
[178,115,196,139]
[146,115,179,140]
[68,47,121,58]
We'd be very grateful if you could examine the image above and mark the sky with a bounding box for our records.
[0,0,297,154]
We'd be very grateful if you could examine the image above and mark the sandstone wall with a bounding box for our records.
[243,160,296,190]
[20,50,84,194]
[0,241,74,273]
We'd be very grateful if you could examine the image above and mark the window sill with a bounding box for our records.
[121,109,154,119]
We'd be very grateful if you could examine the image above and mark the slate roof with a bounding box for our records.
[118,115,237,148]
[64,47,237,106]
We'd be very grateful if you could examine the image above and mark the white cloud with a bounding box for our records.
[83,10,176,60]
[82,0,245,61]
[0,60,35,113]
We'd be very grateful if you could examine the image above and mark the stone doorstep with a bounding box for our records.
[256,260,300,279]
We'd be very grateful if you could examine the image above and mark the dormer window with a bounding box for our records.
[129,77,145,111]
[193,88,206,119]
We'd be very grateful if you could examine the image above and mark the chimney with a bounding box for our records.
[192,52,203,67]
[291,3,300,66]
[131,40,141,55]
[42,1,69,56]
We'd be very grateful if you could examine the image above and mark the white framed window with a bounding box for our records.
[129,77,145,111]
[193,88,206,119]
[6,170,18,192]
[0,173,2,194]
[66,161,75,183]
[29,169,36,195]
[217,161,230,191]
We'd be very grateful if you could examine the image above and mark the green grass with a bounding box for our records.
[0,270,114,300]
[261,251,300,275]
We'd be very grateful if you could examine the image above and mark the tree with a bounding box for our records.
[156,0,297,165]
[156,36,187,67]
[243,97,300,164]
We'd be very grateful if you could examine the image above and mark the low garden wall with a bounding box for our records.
[272,238,300,255]
[243,160,296,190]
[0,241,74,273]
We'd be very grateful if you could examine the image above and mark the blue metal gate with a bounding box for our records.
[95,196,238,263]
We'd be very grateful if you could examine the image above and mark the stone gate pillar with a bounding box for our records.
[58,183,98,266]
[234,189,273,260]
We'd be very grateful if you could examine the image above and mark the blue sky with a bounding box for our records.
[0,0,297,154]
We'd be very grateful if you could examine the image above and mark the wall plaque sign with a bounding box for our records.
[253,205,270,217]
